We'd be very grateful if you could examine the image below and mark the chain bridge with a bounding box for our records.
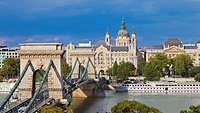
[0,43,97,113]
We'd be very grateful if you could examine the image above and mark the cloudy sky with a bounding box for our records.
[0,0,200,47]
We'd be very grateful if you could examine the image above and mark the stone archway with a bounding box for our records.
[18,43,65,100]
[31,69,46,97]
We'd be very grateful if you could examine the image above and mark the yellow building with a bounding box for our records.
[144,38,200,66]
[66,20,138,74]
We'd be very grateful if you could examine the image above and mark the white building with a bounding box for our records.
[0,46,19,68]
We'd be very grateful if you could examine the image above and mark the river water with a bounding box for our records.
[70,91,200,113]
[1,91,200,113]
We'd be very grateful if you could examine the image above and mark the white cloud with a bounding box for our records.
[0,37,6,45]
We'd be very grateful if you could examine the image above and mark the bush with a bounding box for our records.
[111,100,162,113]
[194,73,200,82]
[0,75,4,82]
[41,105,74,113]
[180,105,200,113]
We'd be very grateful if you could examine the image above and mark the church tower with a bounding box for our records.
[131,32,137,55]
[105,31,111,46]
[131,32,136,49]
[116,19,130,47]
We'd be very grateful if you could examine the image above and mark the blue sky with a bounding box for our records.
[0,0,200,47]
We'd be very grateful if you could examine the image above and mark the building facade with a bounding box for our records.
[0,46,19,68]
[66,20,138,74]
[143,38,200,66]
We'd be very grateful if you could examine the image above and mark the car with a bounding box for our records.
[18,106,26,113]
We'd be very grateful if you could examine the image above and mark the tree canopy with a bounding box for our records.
[142,53,194,80]
[144,62,160,81]
[111,100,162,113]
[63,62,72,76]
[194,73,200,82]
[0,58,20,79]
[137,60,146,76]
[41,105,74,113]
[106,61,136,80]
[180,105,200,113]
[149,53,169,72]
[144,53,168,81]
[173,54,193,77]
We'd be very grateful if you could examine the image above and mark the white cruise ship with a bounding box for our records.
[0,82,15,93]
[116,80,200,93]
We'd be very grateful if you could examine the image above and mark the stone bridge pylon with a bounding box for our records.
[18,43,65,100]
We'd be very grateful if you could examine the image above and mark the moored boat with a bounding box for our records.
[115,80,200,93]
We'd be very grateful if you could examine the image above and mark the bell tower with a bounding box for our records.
[131,32,136,49]
[105,31,111,46]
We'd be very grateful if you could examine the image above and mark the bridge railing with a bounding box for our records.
[63,57,97,95]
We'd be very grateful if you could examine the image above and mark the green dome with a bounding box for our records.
[117,20,129,37]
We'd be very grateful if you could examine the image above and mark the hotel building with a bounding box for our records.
[66,20,138,74]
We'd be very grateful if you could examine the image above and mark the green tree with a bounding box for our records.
[117,61,136,80]
[194,73,200,82]
[180,105,200,113]
[63,62,72,76]
[173,54,193,77]
[112,61,118,76]
[149,53,169,74]
[137,61,146,76]
[190,66,200,77]
[1,58,20,79]
[143,53,168,81]
[106,61,136,80]
[144,62,160,81]
[106,68,112,76]
[111,100,162,113]
[0,75,4,82]
[41,105,74,113]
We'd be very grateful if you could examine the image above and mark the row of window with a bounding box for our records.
[124,84,200,87]
[128,87,200,90]
[156,84,200,87]
[0,52,18,55]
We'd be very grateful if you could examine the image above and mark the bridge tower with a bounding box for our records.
[18,43,65,100]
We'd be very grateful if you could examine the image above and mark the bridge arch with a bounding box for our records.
[32,69,46,97]
[18,43,65,100]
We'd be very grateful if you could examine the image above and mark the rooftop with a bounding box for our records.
[19,43,63,46]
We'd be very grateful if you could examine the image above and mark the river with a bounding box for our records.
[1,91,200,113]
[70,91,200,113]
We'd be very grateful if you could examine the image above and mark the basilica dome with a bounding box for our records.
[117,20,129,37]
